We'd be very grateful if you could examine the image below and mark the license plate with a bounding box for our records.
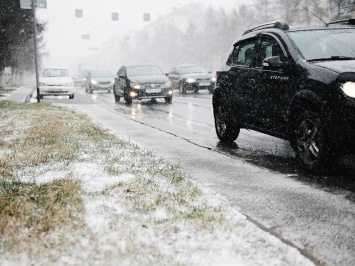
[199,82,210,86]
[146,88,161,93]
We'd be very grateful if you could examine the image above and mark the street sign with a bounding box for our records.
[20,0,47,9]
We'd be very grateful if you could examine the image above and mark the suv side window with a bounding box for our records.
[256,35,287,67]
[227,39,256,67]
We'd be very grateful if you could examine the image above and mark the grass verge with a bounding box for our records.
[0,101,313,266]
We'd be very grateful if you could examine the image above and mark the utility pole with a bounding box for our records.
[31,0,40,102]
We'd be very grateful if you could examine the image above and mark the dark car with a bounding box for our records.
[213,20,355,173]
[113,64,173,104]
[168,64,216,94]
[85,70,114,93]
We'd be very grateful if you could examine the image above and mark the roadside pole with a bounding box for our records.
[20,0,46,102]
[31,0,40,102]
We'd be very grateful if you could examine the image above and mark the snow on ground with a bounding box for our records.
[0,100,315,265]
[13,159,314,266]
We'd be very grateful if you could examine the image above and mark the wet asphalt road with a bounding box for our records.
[31,88,355,265]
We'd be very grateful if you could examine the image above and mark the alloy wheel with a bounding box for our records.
[296,118,320,165]
[215,105,227,136]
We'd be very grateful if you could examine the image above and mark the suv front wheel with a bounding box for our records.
[292,110,333,173]
[214,103,240,143]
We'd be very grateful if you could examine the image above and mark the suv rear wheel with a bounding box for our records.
[292,110,333,173]
[214,102,240,143]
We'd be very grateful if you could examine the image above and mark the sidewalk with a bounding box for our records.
[1,86,34,102]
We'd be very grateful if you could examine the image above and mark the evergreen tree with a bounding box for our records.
[0,0,45,72]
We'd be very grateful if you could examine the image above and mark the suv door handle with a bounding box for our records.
[249,79,256,86]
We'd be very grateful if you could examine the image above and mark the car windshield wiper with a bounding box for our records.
[308,56,355,61]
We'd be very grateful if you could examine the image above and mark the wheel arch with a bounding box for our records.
[288,90,326,123]
[212,87,225,108]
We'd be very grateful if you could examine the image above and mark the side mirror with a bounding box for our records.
[263,56,288,70]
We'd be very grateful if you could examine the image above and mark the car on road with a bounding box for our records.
[84,70,114,93]
[113,64,173,104]
[168,64,216,94]
[38,67,75,99]
[72,75,83,87]
[213,19,355,173]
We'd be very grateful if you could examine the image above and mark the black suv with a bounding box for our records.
[213,20,355,173]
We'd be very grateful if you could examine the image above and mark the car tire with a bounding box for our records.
[291,110,334,173]
[179,83,186,94]
[114,94,120,102]
[165,96,172,103]
[213,98,240,143]
[69,94,74,99]
[38,94,43,99]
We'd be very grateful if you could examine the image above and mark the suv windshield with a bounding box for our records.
[127,65,163,76]
[288,28,355,60]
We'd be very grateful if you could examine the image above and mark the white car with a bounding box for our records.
[39,67,75,99]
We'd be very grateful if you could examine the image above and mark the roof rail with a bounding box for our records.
[243,21,289,35]
[326,19,355,26]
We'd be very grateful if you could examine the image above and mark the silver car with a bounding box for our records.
[85,70,114,93]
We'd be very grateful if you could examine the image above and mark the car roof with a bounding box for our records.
[126,64,159,68]
[42,66,69,70]
[243,19,355,35]
[178,64,204,68]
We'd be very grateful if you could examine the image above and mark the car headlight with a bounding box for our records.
[130,82,141,89]
[110,80,114,84]
[162,80,171,88]
[91,80,97,85]
[340,81,355,98]
[210,77,216,82]
[186,78,196,83]
[64,82,74,86]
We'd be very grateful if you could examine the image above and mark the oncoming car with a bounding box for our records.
[85,70,114,93]
[113,64,173,105]
[213,19,355,173]
[168,64,216,94]
[38,67,75,99]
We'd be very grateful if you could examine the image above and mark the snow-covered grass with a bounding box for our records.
[0,101,314,265]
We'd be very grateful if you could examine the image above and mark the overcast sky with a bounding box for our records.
[36,0,247,72]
